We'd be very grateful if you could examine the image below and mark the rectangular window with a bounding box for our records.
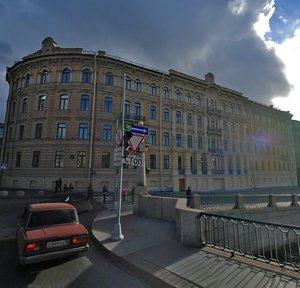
[57,123,67,139]
[102,152,110,168]
[176,134,182,147]
[79,123,89,140]
[103,124,112,141]
[163,155,169,169]
[32,151,40,167]
[149,130,157,145]
[77,151,87,168]
[38,95,46,111]
[198,137,203,150]
[55,151,64,167]
[22,98,28,113]
[80,95,90,110]
[35,123,43,139]
[150,106,156,120]
[188,135,193,148]
[19,125,24,140]
[59,95,69,110]
[16,151,21,167]
[150,154,156,169]
[163,132,169,146]
[163,108,169,122]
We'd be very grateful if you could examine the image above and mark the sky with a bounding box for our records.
[0,0,299,122]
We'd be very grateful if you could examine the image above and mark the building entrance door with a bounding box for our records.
[179,179,185,192]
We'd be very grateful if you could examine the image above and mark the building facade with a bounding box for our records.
[1,37,297,192]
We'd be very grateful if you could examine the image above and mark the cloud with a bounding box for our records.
[0,0,294,121]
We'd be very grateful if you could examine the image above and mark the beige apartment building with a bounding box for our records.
[1,37,297,192]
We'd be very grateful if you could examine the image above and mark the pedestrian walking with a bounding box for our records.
[186,186,192,207]
[58,177,62,192]
[122,187,128,202]
[102,184,108,204]
[69,183,74,192]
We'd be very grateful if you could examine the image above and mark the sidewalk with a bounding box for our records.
[92,209,300,288]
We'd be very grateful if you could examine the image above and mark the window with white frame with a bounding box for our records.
[38,95,46,111]
[80,95,90,110]
[55,151,64,168]
[77,151,87,168]
[57,123,67,139]
[79,123,89,140]
[59,94,69,110]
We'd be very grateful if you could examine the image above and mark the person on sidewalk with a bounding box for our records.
[122,187,128,202]
[186,186,192,207]
[102,185,108,204]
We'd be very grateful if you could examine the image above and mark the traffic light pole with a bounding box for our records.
[111,73,126,241]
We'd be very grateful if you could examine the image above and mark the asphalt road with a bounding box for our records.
[0,199,153,288]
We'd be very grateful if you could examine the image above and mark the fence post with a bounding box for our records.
[234,194,245,209]
[191,194,200,209]
[267,194,278,208]
[291,194,299,207]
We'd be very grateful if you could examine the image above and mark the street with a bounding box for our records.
[0,199,152,288]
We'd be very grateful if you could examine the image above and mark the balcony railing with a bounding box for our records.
[124,113,146,122]
[207,107,221,114]
[207,127,222,134]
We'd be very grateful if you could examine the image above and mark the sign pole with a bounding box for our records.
[111,73,125,241]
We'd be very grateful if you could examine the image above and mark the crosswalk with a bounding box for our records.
[94,196,133,211]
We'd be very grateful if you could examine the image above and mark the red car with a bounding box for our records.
[17,202,89,265]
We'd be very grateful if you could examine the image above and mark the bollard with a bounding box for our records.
[267,194,278,208]
[191,194,200,209]
[234,194,245,209]
[291,194,299,207]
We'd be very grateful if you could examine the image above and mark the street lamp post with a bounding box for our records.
[111,73,126,241]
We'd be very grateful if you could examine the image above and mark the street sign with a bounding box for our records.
[113,147,122,166]
[123,155,144,167]
[115,128,123,146]
[128,134,144,152]
[131,124,148,135]
[0,163,7,169]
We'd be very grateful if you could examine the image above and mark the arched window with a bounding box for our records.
[125,100,130,116]
[163,86,169,99]
[176,111,181,123]
[25,73,31,87]
[163,108,169,121]
[105,72,114,86]
[150,83,156,96]
[134,102,141,117]
[150,105,156,120]
[80,95,90,110]
[41,70,49,84]
[38,95,46,111]
[61,68,71,83]
[187,113,192,125]
[186,93,192,104]
[175,89,181,102]
[59,94,69,110]
[125,76,131,90]
[104,96,113,112]
[135,79,141,92]
[82,69,92,83]
[196,94,202,106]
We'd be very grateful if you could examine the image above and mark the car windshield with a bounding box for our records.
[27,209,77,228]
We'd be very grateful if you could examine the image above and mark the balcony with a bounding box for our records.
[124,113,146,122]
[207,107,221,115]
[212,169,224,175]
[207,148,223,155]
[207,127,222,135]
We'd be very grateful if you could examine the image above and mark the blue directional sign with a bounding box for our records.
[131,124,149,135]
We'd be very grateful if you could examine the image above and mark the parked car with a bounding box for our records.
[16,202,89,265]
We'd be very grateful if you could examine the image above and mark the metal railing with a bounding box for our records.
[199,212,300,270]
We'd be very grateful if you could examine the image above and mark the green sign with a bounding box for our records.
[124,123,132,132]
